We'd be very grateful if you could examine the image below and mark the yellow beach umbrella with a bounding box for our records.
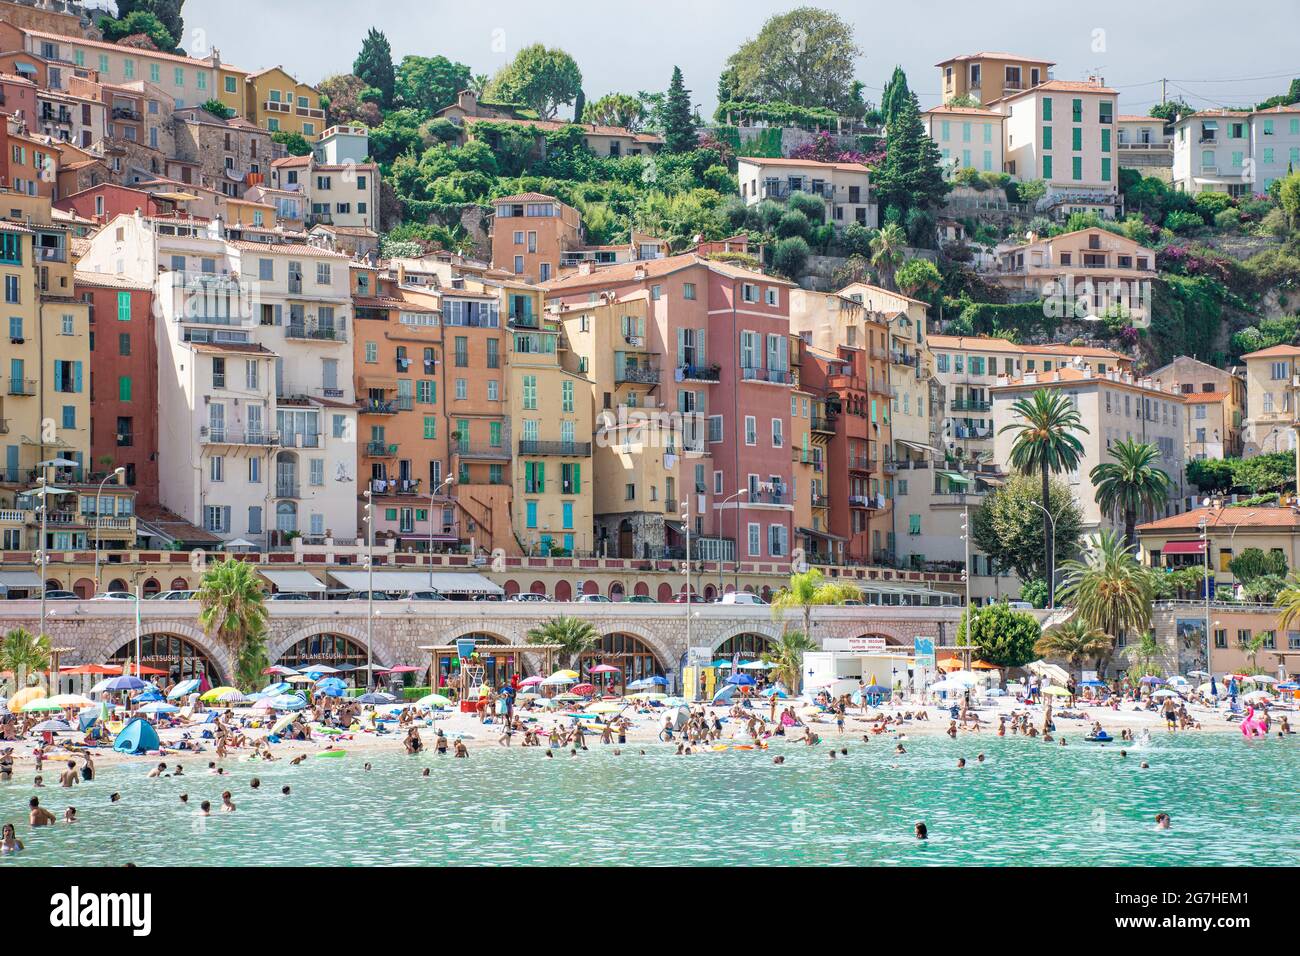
[200,685,241,702]
[1042,685,1071,697]
[587,701,623,714]
[8,686,45,714]
[46,694,95,708]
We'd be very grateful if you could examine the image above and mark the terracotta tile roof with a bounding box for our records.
[134,503,223,545]
[542,252,795,293]
[1118,114,1160,123]
[1025,342,1130,361]
[1183,391,1230,403]
[354,295,436,313]
[227,239,349,258]
[991,80,1116,105]
[271,155,310,167]
[736,156,870,174]
[1240,344,1300,359]
[924,105,1003,116]
[25,29,217,68]
[491,192,564,204]
[1138,506,1300,534]
[74,271,153,291]
[935,52,1055,66]
[462,115,662,144]
[993,365,1183,398]
[188,341,276,355]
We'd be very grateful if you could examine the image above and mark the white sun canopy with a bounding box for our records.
[327,570,504,596]
[259,570,328,592]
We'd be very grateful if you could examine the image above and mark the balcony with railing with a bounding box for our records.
[361,398,397,416]
[199,426,278,446]
[954,424,993,440]
[285,323,347,343]
[811,415,837,435]
[454,443,511,461]
[759,182,833,201]
[890,350,918,368]
[7,379,37,396]
[848,455,871,472]
[677,364,720,383]
[951,399,992,412]
[740,366,793,385]
[615,364,660,385]
[518,440,592,456]
[365,441,398,457]
[811,494,830,509]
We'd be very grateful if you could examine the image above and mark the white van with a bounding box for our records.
[718,592,766,605]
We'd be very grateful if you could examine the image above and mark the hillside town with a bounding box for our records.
[0,0,1296,691]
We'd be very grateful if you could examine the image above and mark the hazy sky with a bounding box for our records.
[180,0,1300,116]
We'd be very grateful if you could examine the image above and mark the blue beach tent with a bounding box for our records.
[112,716,161,755]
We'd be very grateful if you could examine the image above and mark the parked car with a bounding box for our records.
[347,591,393,601]
[43,590,78,600]
[91,591,137,601]
[267,591,313,601]
[508,592,549,602]
[575,593,612,603]
[406,590,448,601]
[149,590,196,601]
[1005,600,1034,610]
[672,593,710,604]
[625,594,657,604]
[718,592,766,605]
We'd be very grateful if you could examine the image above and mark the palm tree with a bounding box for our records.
[0,627,51,692]
[761,630,817,694]
[1122,630,1164,679]
[1273,571,1300,633]
[1058,531,1154,649]
[1035,617,1113,679]
[1090,438,1172,548]
[525,616,599,669]
[197,558,269,691]
[769,569,862,641]
[999,389,1088,607]
[868,222,906,290]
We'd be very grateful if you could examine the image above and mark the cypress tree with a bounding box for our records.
[663,66,697,153]
[354,28,395,108]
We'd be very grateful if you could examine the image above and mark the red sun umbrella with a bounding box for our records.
[571,683,596,696]
[587,664,620,674]
[59,664,122,675]
[133,665,169,676]
[383,665,423,674]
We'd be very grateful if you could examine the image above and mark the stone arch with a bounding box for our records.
[703,583,717,602]
[608,581,625,601]
[429,629,525,687]
[582,579,598,596]
[633,581,649,597]
[107,577,129,593]
[170,576,189,590]
[81,619,232,685]
[554,580,573,602]
[45,577,63,591]
[503,579,520,597]
[268,619,393,671]
[852,629,908,646]
[529,580,547,596]
[72,577,95,599]
[715,631,774,658]
[584,626,674,687]
[656,582,673,603]
[142,577,160,597]
[710,621,785,652]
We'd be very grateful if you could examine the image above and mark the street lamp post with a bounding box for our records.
[1029,501,1058,609]
[427,476,456,586]
[363,489,375,690]
[718,487,746,595]
[93,466,126,595]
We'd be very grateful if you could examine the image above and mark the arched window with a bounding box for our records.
[73,578,94,599]
[108,633,221,684]
[45,578,62,591]
[109,578,130,593]
[278,633,369,684]
[703,584,717,601]
[554,580,572,601]
[529,580,547,596]
[503,580,520,597]
[170,577,188,590]
[580,633,664,689]
[608,581,625,601]
[634,581,650,597]
[656,582,673,603]
[276,500,298,533]
[141,578,160,597]
[716,633,772,659]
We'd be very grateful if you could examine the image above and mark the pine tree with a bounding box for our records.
[874,91,949,226]
[354,28,395,108]
[881,66,910,125]
[663,66,697,153]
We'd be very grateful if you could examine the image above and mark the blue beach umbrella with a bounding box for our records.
[135,689,164,702]
[316,677,347,695]
[167,678,202,699]
[645,675,668,686]
[760,685,789,698]
[259,681,291,696]
[725,672,756,687]
[140,701,179,715]
[711,683,738,703]
[269,694,309,711]
[710,659,733,669]
[1139,676,1165,686]
[92,675,148,694]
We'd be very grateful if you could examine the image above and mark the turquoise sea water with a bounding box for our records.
[1,732,1296,866]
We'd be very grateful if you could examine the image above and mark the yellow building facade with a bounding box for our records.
[244,67,327,141]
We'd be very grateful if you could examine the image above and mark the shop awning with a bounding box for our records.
[0,570,43,589]
[936,470,973,485]
[1160,540,1205,555]
[898,440,939,456]
[328,569,503,596]
[260,569,327,592]
[798,526,846,542]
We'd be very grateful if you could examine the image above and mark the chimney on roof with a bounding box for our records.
[577,261,593,276]
[633,264,647,282]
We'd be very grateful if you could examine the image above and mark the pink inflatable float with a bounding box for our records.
[1240,706,1267,738]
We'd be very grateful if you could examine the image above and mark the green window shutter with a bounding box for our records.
[573,463,581,492]
[423,416,435,439]
[1043,155,1052,179]
[1042,97,1052,120]
[1071,98,1082,121]
[385,508,397,521]
[1072,126,1082,151]
[1072,156,1082,180]
[1101,158,1111,182]
[1042,126,1052,150]
[118,375,132,401]
[117,291,130,321]
[1101,128,1111,152]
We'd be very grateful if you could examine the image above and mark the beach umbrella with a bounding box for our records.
[571,683,596,696]
[199,685,240,702]
[1277,682,1299,692]
[725,672,756,686]
[301,664,340,677]
[382,665,422,674]
[760,685,789,698]
[1245,675,1277,684]
[262,665,299,676]
[628,692,667,702]
[357,692,397,705]
[94,675,148,693]
[541,673,578,686]
[139,702,179,715]
[587,701,623,714]
[1165,675,1189,686]
[271,714,299,735]
[258,681,291,695]
[416,693,452,709]
[518,675,544,687]
[587,664,620,675]
[22,699,65,713]
[135,689,165,703]
[9,687,45,714]
[863,683,890,694]
[1188,669,1211,679]
[269,694,308,710]
[1078,679,1107,688]
[47,694,94,708]
[1151,689,1182,699]
[927,678,963,693]
[710,659,733,669]
[167,678,201,699]
[316,676,347,691]
[248,697,277,711]
[946,671,981,687]
[31,719,73,734]
[646,675,668,686]
[1139,675,1165,686]
[554,693,582,702]
[1241,690,1275,702]
[553,669,580,681]
[1042,685,1071,697]
[739,660,774,670]
[711,683,739,703]
[969,660,1001,671]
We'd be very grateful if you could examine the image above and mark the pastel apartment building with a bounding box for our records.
[1239,344,1300,456]
[1172,106,1300,196]
[271,151,380,233]
[736,157,877,228]
[490,192,582,285]
[995,79,1121,218]
[76,213,359,546]
[922,105,1005,176]
[241,66,326,141]
[1149,355,1245,460]
[987,226,1157,324]
[937,51,1054,106]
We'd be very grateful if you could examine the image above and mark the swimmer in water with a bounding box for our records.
[250,778,260,790]
[956,758,966,769]
[977,753,985,763]
[63,807,77,824]
[109,792,121,803]
[281,786,291,795]
[772,755,785,764]
[0,822,23,853]
[59,761,79,788]
[894,743,906,754]
[199,800,211,816]
[915,822,928,840]
[179,794,189,804]
[1155,813,1171,830]
[147,762,167,778]
[220,791,236,812]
